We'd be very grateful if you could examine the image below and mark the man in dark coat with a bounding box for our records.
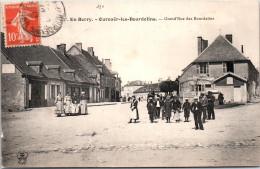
[147,97,155,123]
[182,98,191,122]
[200,93,208,123]
[191,97,204,130]
[207,91,216,120]
[218,92,224,105]
[163,96,172,123]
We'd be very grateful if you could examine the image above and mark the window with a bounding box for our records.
[205,84,211,88]
[105,87,110,98]
[57,85,60,94]
[198,63,208,74]
[71,87,75,95]
[226,61,234,73]
[227,77,233,84]
[223,62,227,73]
[223,62,234,73]
[51,85,55,99]
[29,84,32,100]
[191,85,195,91]
[45,85,48,100]
[180,83,183,91]
[2,64,15,73]
[196,85,204,92]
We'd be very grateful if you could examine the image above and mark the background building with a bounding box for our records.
[178,34,259,103]
[121,80,146,99]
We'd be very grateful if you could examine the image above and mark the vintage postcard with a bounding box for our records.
[1,0,259,167]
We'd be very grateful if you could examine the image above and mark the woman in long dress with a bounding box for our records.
[80,91,88,115]
[129,96,138,123]
[64,92,72,115]
[172,96,181,122]
[55,92,63,117]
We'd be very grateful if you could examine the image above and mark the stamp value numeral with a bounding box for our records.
[8,32,19,42]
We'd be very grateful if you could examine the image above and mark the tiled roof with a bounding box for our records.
[51,48,96,84]
[193,35,249,63]
[134,83,160,93]
[81,49,113,76]
[1,32,95,84]
[125,80,146,86]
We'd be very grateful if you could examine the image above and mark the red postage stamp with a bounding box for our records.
[3,2,41,47]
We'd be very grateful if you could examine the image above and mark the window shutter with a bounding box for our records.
[223,62,227,73]
[196,64,199,74]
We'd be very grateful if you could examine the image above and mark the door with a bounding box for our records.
[234,86,242,102]
[30,81,46,108]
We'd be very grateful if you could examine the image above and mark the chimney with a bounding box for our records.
[75,43,82,52]
[88,47,94,56]
[57,44,66,53]
[104,59,112,71]
[225,34,232,43]
[241,45,244,53]
[202,40,208,51]
[197,37,208,56]
[197,36,202,56]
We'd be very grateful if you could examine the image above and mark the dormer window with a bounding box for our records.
[63,69,76,80]
[26,61,43,75]
[96,65,103,72]
[46,65,61,78]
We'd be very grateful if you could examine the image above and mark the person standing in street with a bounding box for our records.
[71,92,80,115]
[182,98,191,122]
[207,91,216,120]
[80,91,88,115]
[64,92,72,115]
[155,97,162,119]
[200,93,208,123]
[55,92,64,116]
[161,96,166,120]
[147,97,155,123]
[218,92,224,105]
[191,96,204,130]
[172,96,181,122]
[163,95,172,123]
[130,96,139,123]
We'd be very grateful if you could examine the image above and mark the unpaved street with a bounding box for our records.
[2,102,260,167]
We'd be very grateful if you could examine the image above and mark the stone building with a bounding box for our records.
[1,33,96,111]
[121,80,146,99]
[178,34,259,103]
[62,43,121,102]
[1,32,122,111]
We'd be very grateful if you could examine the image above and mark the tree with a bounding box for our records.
[159,80,179,94]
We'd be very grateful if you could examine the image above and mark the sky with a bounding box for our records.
[41,0,259,85]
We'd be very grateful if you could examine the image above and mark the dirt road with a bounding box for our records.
[2,102,260,167]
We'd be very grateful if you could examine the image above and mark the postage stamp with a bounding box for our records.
[3,1,66,47]
[3,2,41,47]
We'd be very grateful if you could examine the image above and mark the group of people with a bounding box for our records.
[55,91,88,116]
[128,91,216,130]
